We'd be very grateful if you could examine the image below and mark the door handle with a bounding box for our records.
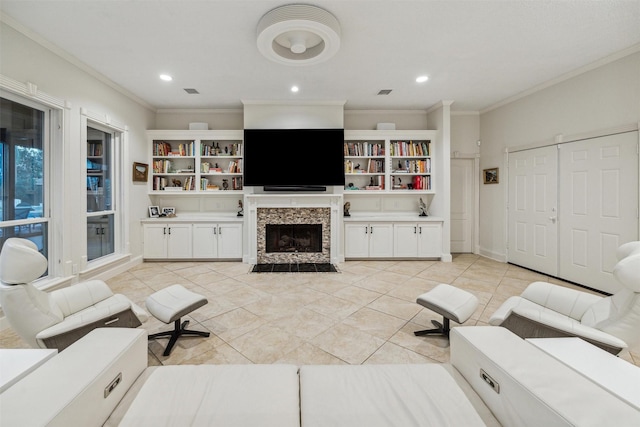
[549,217,557,223]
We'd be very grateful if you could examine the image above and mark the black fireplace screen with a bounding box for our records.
[266,224,322,253]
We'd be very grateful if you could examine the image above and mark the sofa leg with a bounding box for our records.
[148,318,211,356]
[414,317,450,338]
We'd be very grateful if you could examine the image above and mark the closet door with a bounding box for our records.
[507,146,558,275]
[558,132,638,293]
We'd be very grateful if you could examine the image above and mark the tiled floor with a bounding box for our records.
[2,254,638,368]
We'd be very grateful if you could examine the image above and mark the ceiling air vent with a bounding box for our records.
[377,89,392,95]
[184,88,200,94]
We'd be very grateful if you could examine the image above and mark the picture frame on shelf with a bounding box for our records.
[483,167,499,184]
[162,207,176,216]
[133,162,148,182]
[148,206,160,218]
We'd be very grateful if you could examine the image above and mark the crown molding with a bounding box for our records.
[481,43,640,114]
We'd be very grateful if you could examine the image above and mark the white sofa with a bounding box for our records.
[1,326,638,426]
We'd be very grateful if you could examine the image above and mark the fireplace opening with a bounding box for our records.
[266,224,322,253]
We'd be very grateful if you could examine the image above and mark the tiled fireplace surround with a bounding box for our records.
[245,194,343,265]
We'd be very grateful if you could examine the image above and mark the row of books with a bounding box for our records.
[87,142,103,157]
[389,140,430,157]
[199,177,244,191]
[391,175,431,190]
[201,142,242,157]
[344,142,384,157]
[344,159,385,174]
[153,141,195,157]
[392,158,431,174]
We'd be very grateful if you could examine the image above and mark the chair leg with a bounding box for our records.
[414,317,451,338]
[148,318,211,356]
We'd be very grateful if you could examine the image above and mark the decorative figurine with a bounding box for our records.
[343,201,351,217]
[419,198,428,217]
[237,200,244,217]
[222,179,229,190]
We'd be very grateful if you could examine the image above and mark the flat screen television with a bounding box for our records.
[243,128,345,190]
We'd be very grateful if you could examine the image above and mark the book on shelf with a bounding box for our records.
[227,160,241,173]
[232,177,243,190]
[153,141,172,156]
[344,142,384,157]
[201,142,242,157]
[390,140,431,157]
[87,142,103,156]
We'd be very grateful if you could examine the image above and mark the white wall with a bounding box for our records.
[451,113,480,155]
[0,20,155,281]
[479,52,640,261]
[155,109,243,130]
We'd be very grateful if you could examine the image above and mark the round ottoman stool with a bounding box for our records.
[146,284,210,356]
[414,284,478,338]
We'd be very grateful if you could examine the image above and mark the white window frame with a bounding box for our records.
[80,109,129,272]
[0,77,66,287]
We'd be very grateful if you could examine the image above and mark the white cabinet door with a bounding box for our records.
[393,223,419,257]
[417,223,442,257]
[218,223,243,258]
[193,224,218,258]
[344,223,371,258]
[166,224,192,259]
[143,224,168,259]
[368,223,394,257]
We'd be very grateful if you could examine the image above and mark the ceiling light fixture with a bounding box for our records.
[257,4,341,66]
[291,85,299,92]
[159,74,173,81]
[416,75,429,83]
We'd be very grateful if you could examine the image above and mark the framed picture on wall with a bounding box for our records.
[483,167,499,184]
[133,162,149,182]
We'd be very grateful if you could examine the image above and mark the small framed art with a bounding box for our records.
[149,206,160,218]
[483,168,499,184]
[162,207,176,216]
[133,162,149,182]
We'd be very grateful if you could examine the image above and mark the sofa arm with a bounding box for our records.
[520,281,603,320]
[0,328,147,427]
[36,295,142,350]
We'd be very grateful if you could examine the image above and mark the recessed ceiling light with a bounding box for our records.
[416,75,429,83]
[291,86,299,93]
[159,74,173,81]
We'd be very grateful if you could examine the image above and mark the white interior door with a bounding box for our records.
[451,158,474,253]
[507,146,558,275]
[558,132,639,293]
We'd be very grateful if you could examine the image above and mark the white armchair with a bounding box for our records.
[0,238,148,351]
[489,241,640,354]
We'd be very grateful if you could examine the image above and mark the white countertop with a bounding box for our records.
[343,213,443,222]
[141,213,244,223]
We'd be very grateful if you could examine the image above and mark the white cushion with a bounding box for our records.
[145,284,207,324]
[51,280,115,317]
[116,365,300,427]
[520,281,601,320]
[300,364,490,427]
[416,284,479,323]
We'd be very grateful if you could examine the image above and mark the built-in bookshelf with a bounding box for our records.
[343,131,434,194]
[148,130,243,194]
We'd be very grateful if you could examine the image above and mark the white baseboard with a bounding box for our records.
[478,247,507,263]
